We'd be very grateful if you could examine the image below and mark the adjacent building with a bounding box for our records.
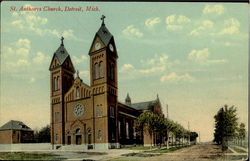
[0,120,34,144]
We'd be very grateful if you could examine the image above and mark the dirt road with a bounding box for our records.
[143,144,248,161]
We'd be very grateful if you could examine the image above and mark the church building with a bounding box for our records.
[49,16,163,150]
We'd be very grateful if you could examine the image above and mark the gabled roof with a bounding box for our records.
[0,120,33,131]
[96,24,113,47]
[54,44,69,65]
[131,100,158,110]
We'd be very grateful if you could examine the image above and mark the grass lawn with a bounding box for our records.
[120,146,153,150]
[0,152,65,160]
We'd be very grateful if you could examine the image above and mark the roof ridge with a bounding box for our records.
[131,99,156,105]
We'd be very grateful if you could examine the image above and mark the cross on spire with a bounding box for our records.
[101,15,106,25]
[61,36,64,46]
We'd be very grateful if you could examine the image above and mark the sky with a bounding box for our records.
[0,2,248,142]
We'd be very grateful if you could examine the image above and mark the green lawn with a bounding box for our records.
[120,146,153,150]
[0,152,65,160]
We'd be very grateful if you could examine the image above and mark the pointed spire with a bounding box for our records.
[76,70,79,78]
[125,93,131,106]
[100,15,106,26]
[157,93,159,100]
[60,36,64,46]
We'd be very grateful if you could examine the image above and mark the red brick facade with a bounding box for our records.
[49,18,163,149]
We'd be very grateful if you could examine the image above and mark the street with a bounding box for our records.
[142,143,248,161]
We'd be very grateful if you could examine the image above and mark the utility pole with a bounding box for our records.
[166,104,169,118]
[199,131,201,143]
[188,121,190,145]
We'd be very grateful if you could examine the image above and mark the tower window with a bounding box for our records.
[54,77,57,91]
[110,64,114,80]
[57,76,60,90]
[99,61,104,78]
[54,112,59,122]
[110,106,115,118]
[97,105,102,117]
[94,63,99,79]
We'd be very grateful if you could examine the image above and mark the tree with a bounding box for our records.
[238,123,246,146]
[34,125,51,143]
[190,132,198,143]
[135,111,166,148]
[213,105,238,151]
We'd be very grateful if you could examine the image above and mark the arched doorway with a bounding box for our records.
[75,128,82,145]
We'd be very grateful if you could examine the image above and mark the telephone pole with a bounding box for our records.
[188,121,190,145]
[199,131,201,143]
[166,104,169,118]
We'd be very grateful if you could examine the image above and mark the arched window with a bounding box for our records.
[97,129,102,140]
[97,104,102,117]
[76,86,80,99]
[75,128,81,134]
[54,77,57,91]
[94,63,99,79]
[126,122,129,139]
[57,76,60,90]
[99,61,104,78]
[110,64,114,80]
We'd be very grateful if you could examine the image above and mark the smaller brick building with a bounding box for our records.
[0,120,34,144]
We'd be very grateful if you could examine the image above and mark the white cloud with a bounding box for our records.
[160,72,194,82]
[79,70,90,79]
[17,59,29,66]
[16,48,29,56]
[166,15,191,31]
[145,17,161,28]
[15,38,31,49]
[6,59,30,67]
[188,48,227,65]
[142,55,169,65]
[188,48,209,64]
[122,25,143,38]
[203,4,225,15]
[138,66,166,74]
[203,20,214,28]
[189,20,214,36]
[72,55,87,65]
[219,18,240,35]
[2,38,31,58]
[10,7,78,40]
[120,64,134,72]
[33,52,46,63]
[62,29,77,40]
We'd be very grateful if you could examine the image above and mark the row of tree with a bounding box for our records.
[135,111,198,148]
[33,125,51,143]
[213,105,246,151]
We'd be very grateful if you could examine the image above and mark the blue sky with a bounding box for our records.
[1,2,248,141]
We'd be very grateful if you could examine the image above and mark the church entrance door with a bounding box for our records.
[76,135,82,145]
[67,136,71,145]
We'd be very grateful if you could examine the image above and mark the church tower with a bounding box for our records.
[89,15,118,148]
[49,37,75,145]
